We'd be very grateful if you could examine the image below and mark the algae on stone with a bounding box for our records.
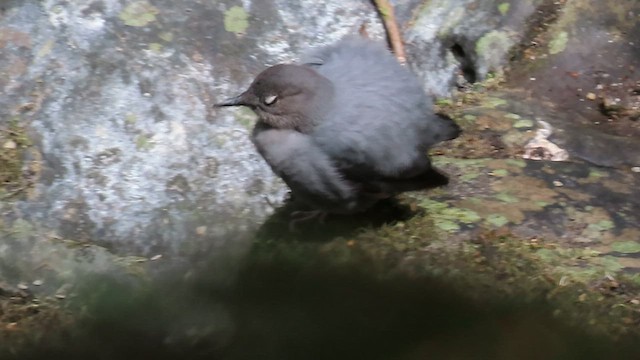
[498,3,510,16]
[118,1,159,27]
[224,6,249,35]
[548,31,568,55]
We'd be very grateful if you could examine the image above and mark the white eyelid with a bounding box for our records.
[264,95,277,105]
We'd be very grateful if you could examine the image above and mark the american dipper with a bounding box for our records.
[216,36,460,217]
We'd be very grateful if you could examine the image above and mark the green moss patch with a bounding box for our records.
[0,118,32,199]
[118,1,159,27]
[224,6,249,35]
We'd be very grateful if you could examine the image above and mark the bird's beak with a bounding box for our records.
[214,91,250,107]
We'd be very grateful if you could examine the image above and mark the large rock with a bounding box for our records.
[0,0,386,257]
[405,0,546,96]
[507,0,640,167]
[0,0,555,259]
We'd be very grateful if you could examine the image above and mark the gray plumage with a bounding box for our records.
[216,36,460,215]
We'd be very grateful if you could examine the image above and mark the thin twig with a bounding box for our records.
[372,0,407,65]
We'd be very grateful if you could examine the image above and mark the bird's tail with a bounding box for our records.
[364,167,450,194]
[408,167,450,189]
[435,113,462,142]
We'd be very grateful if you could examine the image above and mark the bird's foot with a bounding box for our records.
[288,210,327,232]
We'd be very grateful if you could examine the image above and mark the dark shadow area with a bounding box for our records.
[5,248,640,360]
[450,43,477,84]
[255,196,418,242]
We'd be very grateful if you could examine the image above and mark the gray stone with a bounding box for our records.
[405,0,543,96]
[0,0,385,257]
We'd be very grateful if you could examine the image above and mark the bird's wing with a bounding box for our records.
[335,156,449,195]
[252,123,363,212]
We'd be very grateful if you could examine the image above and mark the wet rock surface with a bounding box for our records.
[1,0,640,357]
[507,0,640,166]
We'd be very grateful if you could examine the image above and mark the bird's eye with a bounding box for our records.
[263,95,278,106]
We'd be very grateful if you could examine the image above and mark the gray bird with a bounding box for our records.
[216,36,460,219]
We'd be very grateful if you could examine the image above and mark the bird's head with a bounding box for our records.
[215,64,334,132]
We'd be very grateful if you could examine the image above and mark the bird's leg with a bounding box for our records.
[288,210,328,232]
